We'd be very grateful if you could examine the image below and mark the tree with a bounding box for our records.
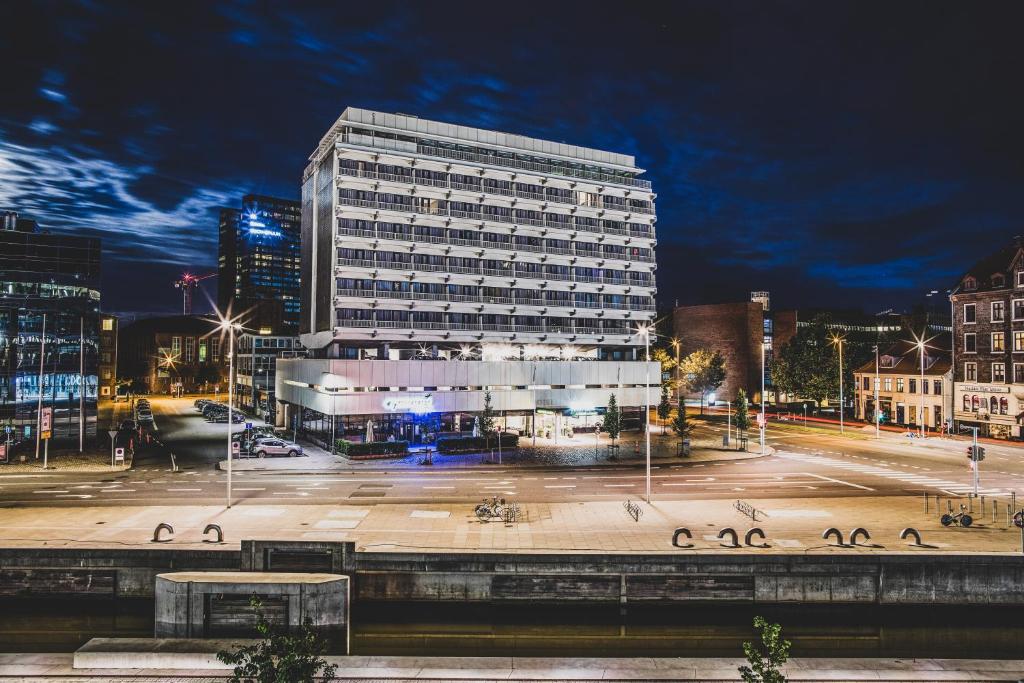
[733,389,752,439]
[603,393,622,448]
[739,616,791,683]
[670,406,692,442]
[217,596,338,683]
[480,391,496,453]
[770,314,874,409]
[657,385,672,434]
[679,348,726,414]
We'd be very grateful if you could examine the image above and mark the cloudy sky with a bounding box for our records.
[3,1,1023,317]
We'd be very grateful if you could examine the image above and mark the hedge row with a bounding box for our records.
[435,434,519,454]
[335,439,409,457]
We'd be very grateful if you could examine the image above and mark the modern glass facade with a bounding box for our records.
[218,195,301,335]
[0,217,101,456]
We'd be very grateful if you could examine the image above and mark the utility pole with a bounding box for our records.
[919,339,926,438]
[759,342,766,454]
[873,344,880,439]
[79,316,85,453]
[35,313,46,461]
[838,339,844,434]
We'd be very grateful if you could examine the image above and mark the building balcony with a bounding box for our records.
[332,319,641,336]
[334,289,656,312]
[337,133,653,190]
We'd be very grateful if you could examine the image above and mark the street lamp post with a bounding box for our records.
[873,344,880,438]
[671,338,681,408]
[209,314,242,510]
[918,339,926,438]
[636,324,653,505]
[760,341,766,455]
[830,334,845,434]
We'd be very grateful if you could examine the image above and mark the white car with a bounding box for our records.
[252,439,304,458]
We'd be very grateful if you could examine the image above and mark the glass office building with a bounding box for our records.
[218,195,301,335]
[0,212,101,457]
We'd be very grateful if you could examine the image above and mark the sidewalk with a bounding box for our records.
[4,652,1024,681]
[0,446,131,473]
[220,430,770,472]
[0,494,1020,554]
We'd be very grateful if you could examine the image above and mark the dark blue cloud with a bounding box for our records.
[1,0,1023,316]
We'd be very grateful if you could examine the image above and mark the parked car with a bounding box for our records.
[252,439,304,458]
[119,419,137,432]
[194,399,210,410]
[209,412,244,424]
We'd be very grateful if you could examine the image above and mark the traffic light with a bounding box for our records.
[965,446,986,461]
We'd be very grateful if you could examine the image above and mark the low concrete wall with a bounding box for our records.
[0,548,238,599]
[352,552,1024,606]
[4,544,1024,607]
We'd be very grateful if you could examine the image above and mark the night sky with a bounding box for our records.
[3,1,1024,318]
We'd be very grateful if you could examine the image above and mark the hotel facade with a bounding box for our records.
[276,108,659,445]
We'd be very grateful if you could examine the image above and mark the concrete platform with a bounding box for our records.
[40,644,1024,681]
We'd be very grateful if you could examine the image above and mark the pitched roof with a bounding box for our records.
[853,339,951,376]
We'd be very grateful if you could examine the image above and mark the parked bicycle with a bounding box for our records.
[475,496,507,521]
[941,505,973,528]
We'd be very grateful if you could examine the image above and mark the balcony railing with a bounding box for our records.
[333,319,640,335]
[334,289,655,312]
[336,195,656,240]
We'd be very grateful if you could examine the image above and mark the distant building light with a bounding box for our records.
[259,327,272,335]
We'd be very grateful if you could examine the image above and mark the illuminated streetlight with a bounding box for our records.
[910,330,936,439]
[829,333,846,433]
[206,308,246,509]
[635,322,654,504]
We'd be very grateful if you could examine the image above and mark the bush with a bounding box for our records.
[435,433,519,454]
[335,439,408,458]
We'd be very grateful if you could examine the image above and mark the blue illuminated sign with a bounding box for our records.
[245,211,283,239]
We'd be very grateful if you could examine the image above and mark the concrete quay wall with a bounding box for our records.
[2,544,1024,606]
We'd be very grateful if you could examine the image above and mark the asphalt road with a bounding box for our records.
[2,397,1023,508]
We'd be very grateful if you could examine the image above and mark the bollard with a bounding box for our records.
[717,527,740,548]
[822,527,845,546]
[968,494,973,514]
[152,523,174,543]
[981,495,986,512]
[849,527,871,545]
[202,524,224,543]
[993,500,998,524]
[1008,503,1013,528]
[671,527,693,548]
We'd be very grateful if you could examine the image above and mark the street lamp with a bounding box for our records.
[829,333,846,434]
[635,322,653,505]
[911,330,932,439]
[760,341,766,454]
[208,311,244,509]
[873,344,880,439]
[671,338,681,409]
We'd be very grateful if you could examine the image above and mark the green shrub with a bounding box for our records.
[435,434,519,453]
[335,439,408,457]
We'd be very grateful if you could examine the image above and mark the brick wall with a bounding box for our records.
[673,302,764,402]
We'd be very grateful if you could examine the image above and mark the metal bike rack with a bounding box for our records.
[899,528,924,546]
[717,527,740,548]
[849,527,871,546]
[202,524,224,543]
[152,523,174,543]
[623,500,643,522]
[822,527,845,546]
[744,527,768,548]
[672,527,693,548]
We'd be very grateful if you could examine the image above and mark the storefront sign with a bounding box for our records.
[40,408,52,441]
[382,395,434,414]
[960,385,1010,393]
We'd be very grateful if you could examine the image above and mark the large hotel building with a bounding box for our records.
[275,109,659,444]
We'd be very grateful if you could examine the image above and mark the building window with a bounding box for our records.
[199,341,208,363]
[963,394,970,411]
[884,378,892,391]
[992,301,1005,322]
[965,362,977,381]
[964,303,976,324]
[184,337,194,363]
[990,396,999,413]
[1001,397,1009,414]
[171,336,181,355]
[896,378,905,392]
[1015,331,1024,353]
[1014,300,1024,320]
[993,274,1005,287]
[993,363,1006,383]
[964,333,976,353]
[933,379,942,394]
[862,376,869,390]
[909,378,916,393]
[964,277,977,290]
[1015,363,1024,383]
[1018,271,1024,288]
[922,379,929,394]
[993,331,1005,352]
[211,339,220,362]
[102,318,114,331]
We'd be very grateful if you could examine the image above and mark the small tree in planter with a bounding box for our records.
[480,391,496,459]
[734,389,752,450]
[217,596,338,683]
[657,385,672,434]
[738,615,791,683]
[670,405,693,455]
[603,393,622,458]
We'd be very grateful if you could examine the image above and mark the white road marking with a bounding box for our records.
[544,485,576,489]
[167,488,201,492]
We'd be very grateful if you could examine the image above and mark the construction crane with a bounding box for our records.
[173,272,215,315]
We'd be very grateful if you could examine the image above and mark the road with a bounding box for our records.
[1,397,1022,508]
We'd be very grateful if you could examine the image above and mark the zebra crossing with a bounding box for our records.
[778,451,1011,496]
